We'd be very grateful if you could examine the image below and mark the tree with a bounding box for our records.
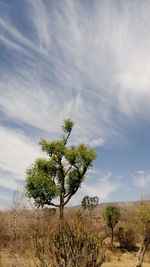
[104,205,120,248]
[26,119,96,220]
[81,195,99,217]
[135,203,150,267]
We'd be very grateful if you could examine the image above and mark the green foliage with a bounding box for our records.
[66,144,96,169]
[81,195,99,216]
[104,205,121,229]
[26,160,59,207]
[35,222,105,267]
[117,227,136,251]
[26,119,96,218]
[104,205,121,248]
[62,118,74,133]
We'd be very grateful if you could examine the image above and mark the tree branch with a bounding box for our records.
[63,166,88,205]
[65,165,72,176]
[64,192,70,198]
[64,130,71,145]
[49,202,60,208]
[63,192,74,206]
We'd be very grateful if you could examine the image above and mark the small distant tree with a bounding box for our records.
[26,119,96,220]
[104,205,120,248]
[81,195,99,217]
[135,203,150,267]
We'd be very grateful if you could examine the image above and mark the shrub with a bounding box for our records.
[35,222,105,267]
[117,227,136,251]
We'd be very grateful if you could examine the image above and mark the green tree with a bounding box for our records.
[26,119,96,220]
[81,195,99,217]
[104,205,120,248]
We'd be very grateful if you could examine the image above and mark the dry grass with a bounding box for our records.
[103,250,150,267]
[0,248,150,267]
[0,201,150,266]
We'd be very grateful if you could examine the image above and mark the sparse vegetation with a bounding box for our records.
[0,201,150,266]
[0,121,149,267]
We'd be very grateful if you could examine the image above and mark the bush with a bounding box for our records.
[117,227,136,251]
[35,222,105,267]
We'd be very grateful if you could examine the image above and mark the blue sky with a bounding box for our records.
[0,0,150,208]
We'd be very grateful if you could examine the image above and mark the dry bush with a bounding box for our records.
[116,227,136,251]
[35,221,105,267]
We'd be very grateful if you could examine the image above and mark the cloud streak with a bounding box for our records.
[0,0,150,204]
[0,0,150,145]
[132,171,150,188]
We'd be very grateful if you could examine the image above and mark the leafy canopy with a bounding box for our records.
[26,119,96,209]
[104,205,121,228]
[81,195,99,214]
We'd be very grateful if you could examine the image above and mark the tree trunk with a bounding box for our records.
[59,204,64,220]
[59,194,64,220]
[111,227,114,249]
[135,241,148,267]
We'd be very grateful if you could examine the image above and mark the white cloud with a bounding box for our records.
[81,172,122,201]
[0,0,150,204]
[0,0,150,146]
[0,176,18,191]
[132,171,150,188]
[0,125,41,190]
[27,0,51,49]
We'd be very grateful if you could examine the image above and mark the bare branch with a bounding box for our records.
[50,202,60,208]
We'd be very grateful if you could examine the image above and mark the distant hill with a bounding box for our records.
[65,200,150,214]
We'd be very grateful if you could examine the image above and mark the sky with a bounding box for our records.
[0,0,150,208]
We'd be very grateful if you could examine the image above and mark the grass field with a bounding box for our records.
[0,201,150,266]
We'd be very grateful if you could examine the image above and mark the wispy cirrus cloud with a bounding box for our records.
[0,0,150,204]
[0,0,150,145]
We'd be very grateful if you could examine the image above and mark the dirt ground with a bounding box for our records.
[1,250,150,267]
[103,250,150,267]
